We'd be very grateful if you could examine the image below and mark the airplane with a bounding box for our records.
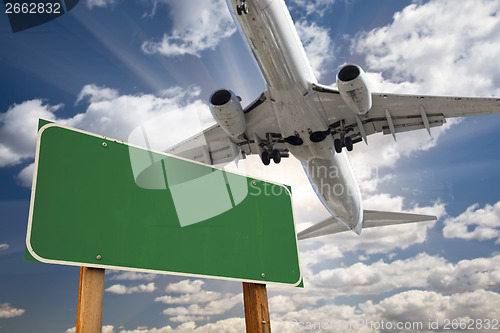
[166,0,500,240]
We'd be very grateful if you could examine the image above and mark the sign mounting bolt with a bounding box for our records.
[96,254,102,260]
[261,273,265,278]
[102,142,107,148]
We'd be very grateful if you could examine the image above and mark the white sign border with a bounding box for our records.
[26,121,303,287]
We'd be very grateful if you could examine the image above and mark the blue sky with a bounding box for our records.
[1,0,500,332]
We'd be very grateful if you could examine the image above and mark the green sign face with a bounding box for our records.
[26,122,301,286]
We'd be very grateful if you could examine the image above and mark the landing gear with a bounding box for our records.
[309,130,329,143]
[260,149,281,165]
[255,133,289,166]
[284,135,303,146]
[272,149,281,164]
[345,137,353,152]
[333,120,354,153]
[261,151,271,166]
[334,138,342,154]
[334,137,354,153]
[237,1,248,15]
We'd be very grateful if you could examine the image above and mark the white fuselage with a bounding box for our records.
[227,0,363,232]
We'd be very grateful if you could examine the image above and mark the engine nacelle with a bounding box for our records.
[336,64,372,115]
[210,89,247,139]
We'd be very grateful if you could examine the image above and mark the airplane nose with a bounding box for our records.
[302,155,363,233]
[353,213,363,235]
[335,200,362,233]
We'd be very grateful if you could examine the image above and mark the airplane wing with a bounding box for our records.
[166,92,286,164]
[311,84,500,145]
[297,210,437,240]
[166,123,241,165]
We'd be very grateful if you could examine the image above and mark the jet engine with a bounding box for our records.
[209,89,247,139]
[336,64,372,115]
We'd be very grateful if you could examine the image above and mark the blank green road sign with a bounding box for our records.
[26,122,302,286]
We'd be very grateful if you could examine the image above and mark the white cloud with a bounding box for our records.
[348,119,461,193]
[15,162,34,188]
[342,218,436,254]
[427,255,500,293]
[271,252,500,312]
[272,302,369,333]
[360,289,500,332]
[290,0,336,17]
[141,0,236,57]
[105,282,156,294]
[66,84,211,145]
[0,100,61,167]
[306,253,445,296]
[117,318,245,332]
[155,290,221,305]
[98,288,500,332]
[162,294,242,318]
[297,200,444,269]
[0,303,25,318]
[169,315,209,323]
[141,0,159,19]
[158,281,242,322]
[268,295,297,313]
[354,0,500,97]
[279,253,500,308]
[165,280,205,294]
[63,256,500,331]
[85,0,115,10]
[108,271,158,281]
[76,84,119,104]
[267,254,500,330]
[0,84,211,188]
[295,20,333,79]
[64,325,115,333]
[443,201,500,243]
[0,244,9,251]
[364,71,422,95]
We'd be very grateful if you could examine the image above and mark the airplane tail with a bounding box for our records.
[297,210,436,240]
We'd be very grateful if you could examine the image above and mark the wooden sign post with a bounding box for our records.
[76,267,105,333]
[243,282,271,333]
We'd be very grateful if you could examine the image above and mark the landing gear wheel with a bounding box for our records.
[237,3,248,15]
[272,149,281,164]
[261,151,271,166]
[334,139,342,154]
[310,131,327,143]
[284,135,303,146]
[345,137,353,152]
